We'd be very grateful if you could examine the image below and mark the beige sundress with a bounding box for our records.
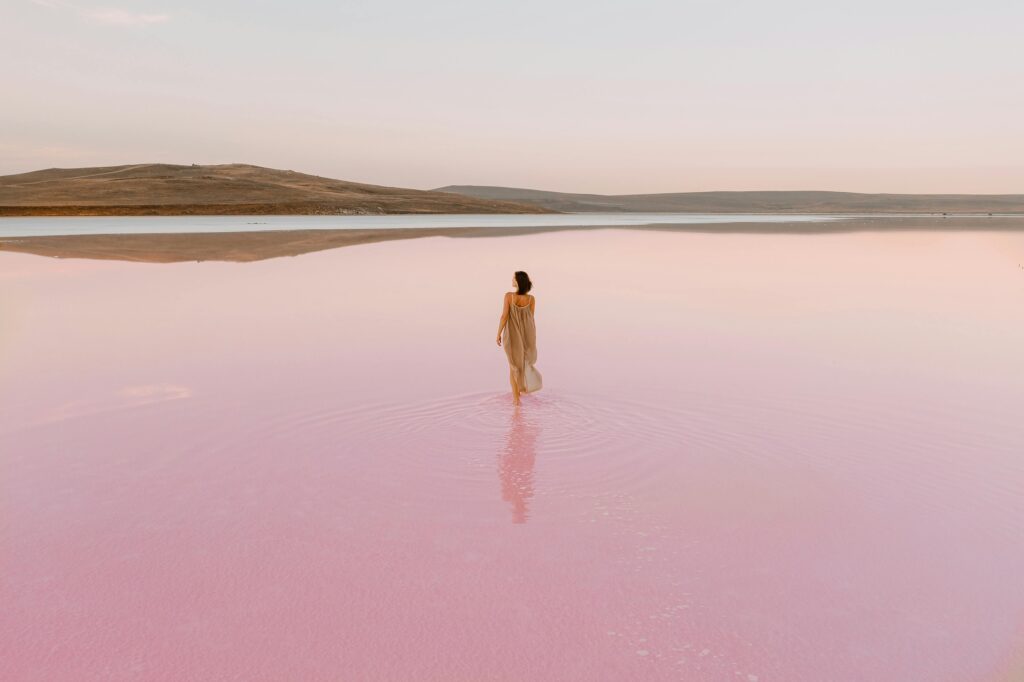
[503,296,543,393]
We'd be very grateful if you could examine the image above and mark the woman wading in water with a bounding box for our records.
[495,271,543,405]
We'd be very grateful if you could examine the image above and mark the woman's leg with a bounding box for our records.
[509,368,521,404]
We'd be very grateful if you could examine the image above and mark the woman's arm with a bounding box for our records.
[495,292,511,346]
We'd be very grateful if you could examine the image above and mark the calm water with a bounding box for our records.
[0,212,852,237]
[2,227,1023,681]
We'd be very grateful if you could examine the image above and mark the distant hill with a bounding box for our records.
[434,186,1024,214]
[0,164,551,216]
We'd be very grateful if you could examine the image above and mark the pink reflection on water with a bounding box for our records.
[499,407,538,524]
[2,228,1024,681]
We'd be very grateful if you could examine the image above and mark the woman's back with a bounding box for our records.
[510,293,534,309]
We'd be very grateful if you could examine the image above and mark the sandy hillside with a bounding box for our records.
[0,164,551,216]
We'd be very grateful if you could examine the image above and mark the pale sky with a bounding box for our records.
[3,0,1023,193]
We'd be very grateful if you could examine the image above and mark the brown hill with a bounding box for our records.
[0,164,551,216]
[435,186,1024,214]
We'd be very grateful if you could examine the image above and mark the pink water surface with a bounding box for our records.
[2,228,1024,681]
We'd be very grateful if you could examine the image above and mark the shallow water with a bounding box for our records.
[2,228,1023,680]
[0,212,851,237]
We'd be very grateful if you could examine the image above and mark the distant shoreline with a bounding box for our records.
[3,215,1023,263]
[0,203,553,218]
[2,206,1022,218]
[435,185,1024,214]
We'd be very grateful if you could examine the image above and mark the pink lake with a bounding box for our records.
[2,227,1024,681]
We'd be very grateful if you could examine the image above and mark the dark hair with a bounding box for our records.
[514,271,532,295]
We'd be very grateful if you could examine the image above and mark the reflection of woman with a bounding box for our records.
[495,271,543,405]
[499,408,538,524]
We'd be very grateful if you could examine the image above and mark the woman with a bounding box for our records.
[495,271,543,405]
